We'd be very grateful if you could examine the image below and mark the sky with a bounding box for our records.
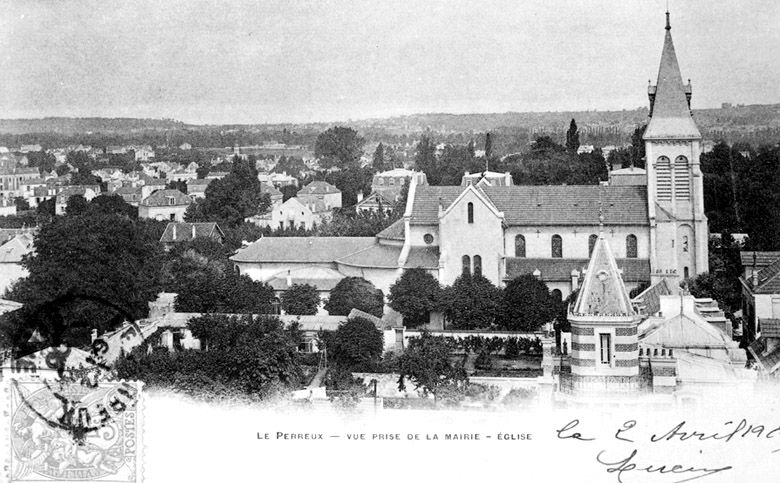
[1,0,778,124]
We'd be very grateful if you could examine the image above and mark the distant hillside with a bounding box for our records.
[0,117,187,135]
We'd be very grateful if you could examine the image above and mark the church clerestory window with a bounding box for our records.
[626,234,638,258]
[552,235,562,258]
[467,202,474,223]
[515,235,526,258]
[462,255,471,276]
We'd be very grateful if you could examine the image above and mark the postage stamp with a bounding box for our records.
[2,378,143,482]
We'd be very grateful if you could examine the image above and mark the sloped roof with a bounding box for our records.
[357,191,396,208]
[298,181,340,195]
[405,246,439,269]
[740,251,780,268]
[260,182,283,197]
[760,319,780,339]
[506,257,650,283]
[409,185,648,226]
[231,237,375,263]
[0,233,34,263]
[641,312,732,347]
[267,266,345,291]
[376,218,405,241]
[336,243,401,268]
[140,189,192,207]
[55,185,99,202]
[632,278,674,315]
[571,233,636,316]
[749,258,780,294]
[674,351,755,384]
[187,178,213,186]
[644,16,701,140]
[748,338,780,374]
[159,222,225,243]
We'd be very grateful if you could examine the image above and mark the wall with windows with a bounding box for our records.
[503,226,649,260]
[439,190,504,286]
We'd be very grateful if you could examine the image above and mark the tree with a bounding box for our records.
[500,275,558,331]
[314,126,365,169]
[324,277,384,318]
[565,118,580,153]
[327,317,384,370]
[484,132,493,158]
[3,211,164,350]
[398,331,467,401]
[90,194,137,218]
[280,185,299,202]
[185,158,271,227]
[13,197,30,212]
[25,151,56,173]
[388,268,440,328]
[372,143,386,172]
[414,136,439,184]
[65,195,90,216]
[438,274,502,330]
[281,284,320,315]
[115,314,303,399]
[166,179,188,193]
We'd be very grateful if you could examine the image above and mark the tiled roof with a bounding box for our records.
[376,219,405,241]
[336,244,401,268]
[633,279,673,315]
[405,246,439,269]
[505,257,650,283]
[114,186,142,195]
[231,237,375,263]
[56,185,99,202]
[740,251,780,268]
[760,319,780,339]
[572,233,635,316]
[409,185,649,226]
[357,191,395,208]
[750,258,780,294]
[159,222,224,243]
[748,338,780,374]
[140,189,192,207]
[643,22,701,140]
[0,233,34,263]
[260,182,283,197]
[298,181,340,195]
[187,178,213,186]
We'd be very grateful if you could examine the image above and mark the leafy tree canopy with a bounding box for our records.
[388,268,441,328]
[281,283,320,315]
[314,126,365,170]
[326,316,384,370]
[398,331,467,400]
[499,274,558,331]
[439,274,502,330]
[325,277,384,318]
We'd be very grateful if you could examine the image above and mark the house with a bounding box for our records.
[138,189,192,222]
[205,171,229,180]
[0,232,34,294]
[355,191,396,213]
[0,198,16,216]
[739,252,780,341]
[19,144,42,153]
[0,153,40,198]
[159,222,225,246]
[133,145,155,161]
[168,169,198,183]
[54,185,100,215]
[296,181,342,210]
[370,168,428,205]
[266,266,346,315]
[257,171,297,188]
[252,197,331,231]
[186,178,213,200]
[113,186,144,206]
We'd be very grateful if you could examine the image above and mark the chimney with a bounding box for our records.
[286,269,292,287]
[752,270,759,288]
[192,224,196,238]
[570,269,580,291]
[172,224,177,240]
[533,269,541,280]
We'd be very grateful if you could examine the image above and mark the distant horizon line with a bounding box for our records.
[1,102,777,127]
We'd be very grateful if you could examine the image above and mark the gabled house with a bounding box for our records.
[297,181,341,210]
[55,185,101,215]
[138,189,192,222]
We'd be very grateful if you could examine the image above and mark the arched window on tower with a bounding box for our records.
[467,202,474,223]
[674,156,690,199]
[515,235,526,258]
[626,234,638,258]
[462,255,471,276]
[656,156,672,201]
[473,255,482,277]
[552,235,563,258]
[588,234,598,257]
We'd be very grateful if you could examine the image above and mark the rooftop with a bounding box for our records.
[140,189,192,207]
[298,180,340,195]
[159,222,224,243]
[232,237,375,263]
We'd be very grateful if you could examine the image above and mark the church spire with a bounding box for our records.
[643,10,701,140]
[665,10,671,30]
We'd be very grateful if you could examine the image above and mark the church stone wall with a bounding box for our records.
[503,225,649,259]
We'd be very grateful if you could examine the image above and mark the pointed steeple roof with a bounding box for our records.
[572,232,636,317]
[644,12,701,140]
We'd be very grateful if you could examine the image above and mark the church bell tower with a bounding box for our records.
[644,12,709,286]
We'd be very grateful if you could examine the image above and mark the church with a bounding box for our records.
[232,13,709,312]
